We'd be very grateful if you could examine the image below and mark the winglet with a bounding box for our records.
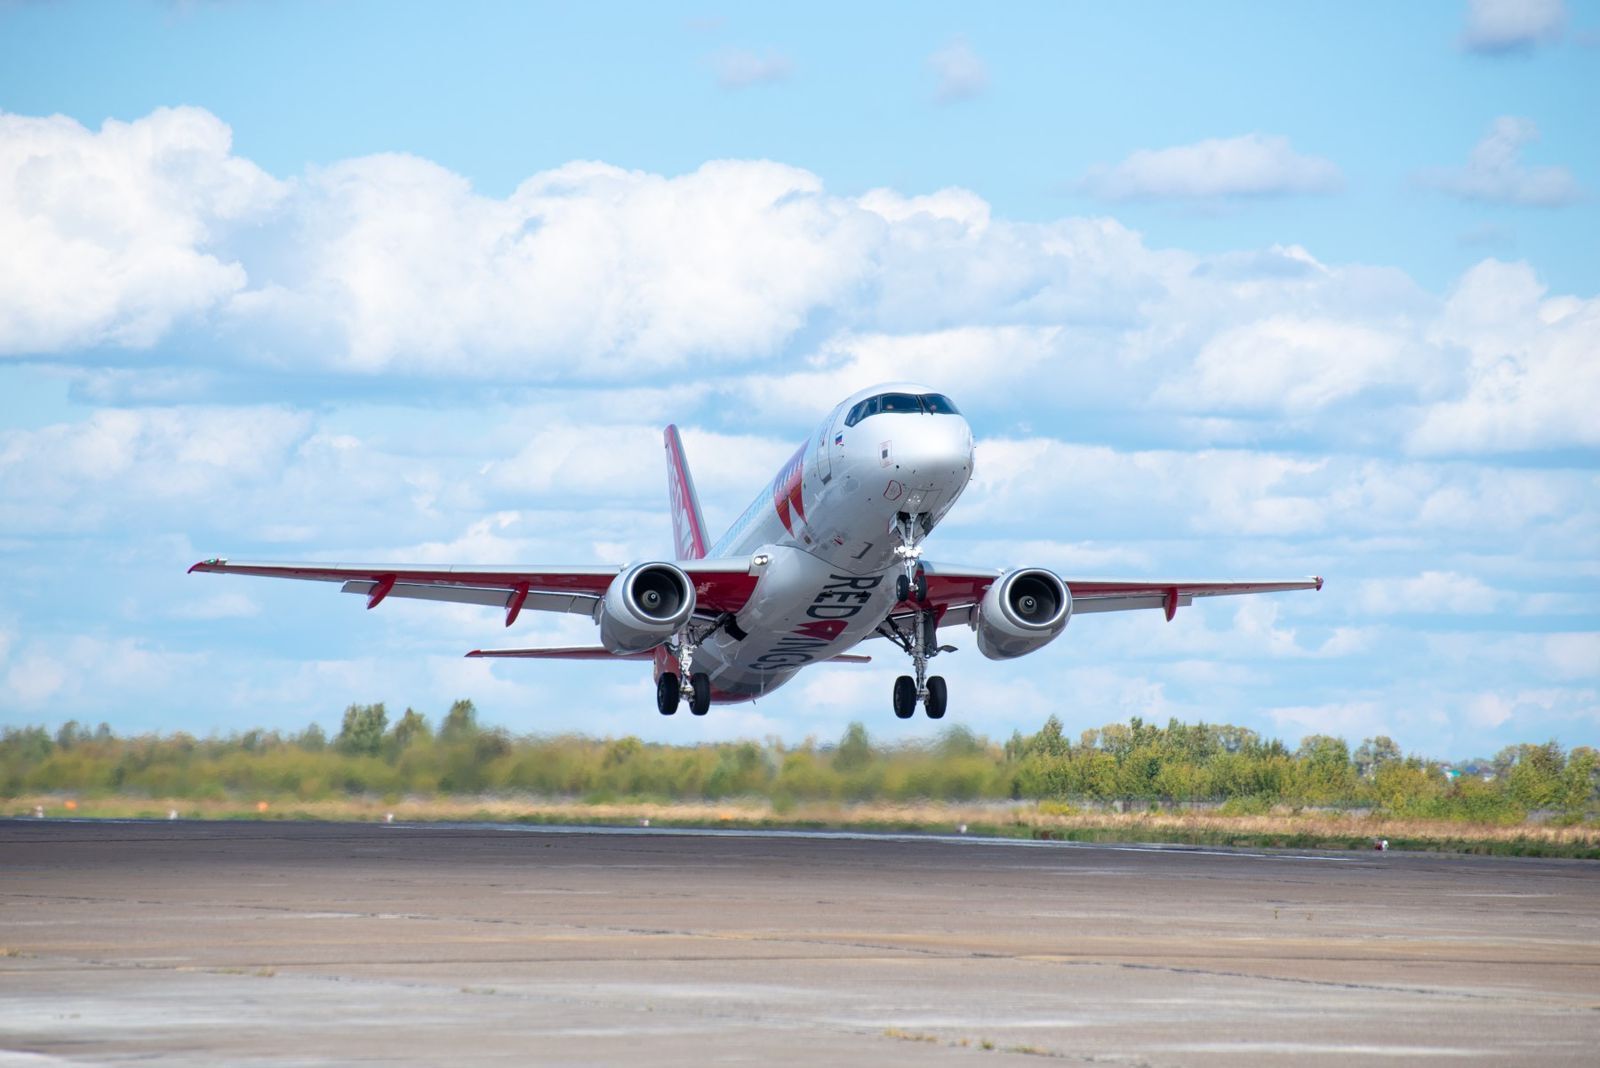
[1314,576,1324,591]
[663,425,709,560]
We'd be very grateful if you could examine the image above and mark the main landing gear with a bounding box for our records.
[657,617,730,717]
[656,670,710,716]
[882,512,952,720]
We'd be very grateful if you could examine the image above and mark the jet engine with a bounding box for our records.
[597,562,697,655]
[971,568,1071,660]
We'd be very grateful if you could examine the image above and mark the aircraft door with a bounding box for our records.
[814,405,841,485]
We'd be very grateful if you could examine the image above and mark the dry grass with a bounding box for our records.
[1021,806,1600,849]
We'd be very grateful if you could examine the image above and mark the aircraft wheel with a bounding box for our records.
[924,675,948,720]
[893,675,917,719]
[912,569,928,602]
[689,672,712,716]
[895,574,910,603]
[656,673,680,716]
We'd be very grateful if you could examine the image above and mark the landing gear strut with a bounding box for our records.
[882,512,951,719]
[892,512,929,605]
[658,617,729,717]
[884,616,947,720]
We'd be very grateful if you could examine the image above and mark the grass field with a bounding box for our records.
[12,795,1599,858]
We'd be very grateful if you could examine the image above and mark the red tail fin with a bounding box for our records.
[663,425,709,560]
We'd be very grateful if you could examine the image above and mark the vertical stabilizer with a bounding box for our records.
[663,425,709,560]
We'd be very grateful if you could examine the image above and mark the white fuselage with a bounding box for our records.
[675,383,975,702]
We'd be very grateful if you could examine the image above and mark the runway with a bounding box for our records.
[2,820,1597,1065]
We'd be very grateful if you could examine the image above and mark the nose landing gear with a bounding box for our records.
[884,512,950,719]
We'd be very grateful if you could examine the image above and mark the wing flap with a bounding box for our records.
[340,581,599,617]
[1071,594,1193,615]
[908,565,1322,624]
[191,557,762,617]
[465,646,651,661]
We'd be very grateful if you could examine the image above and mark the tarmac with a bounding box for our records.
[1,819,1597,1065]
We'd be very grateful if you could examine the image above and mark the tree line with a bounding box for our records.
[3,702,1595,823]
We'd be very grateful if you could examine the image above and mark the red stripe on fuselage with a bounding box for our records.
[772,443,806,534]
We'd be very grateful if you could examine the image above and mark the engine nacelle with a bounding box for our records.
[597,562,696,655]
[971,568,1071,660]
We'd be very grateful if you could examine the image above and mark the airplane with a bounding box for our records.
[191,383,1322,720]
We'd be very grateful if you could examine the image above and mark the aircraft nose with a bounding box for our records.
[883,416,974,491]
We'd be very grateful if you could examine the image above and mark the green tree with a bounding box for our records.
[440,699,478,740]
[1030,715,1069,757]
[1559,747,1598,811]
[388,708,431,754]
[336,703,388,757]
[1296,735,1355,803]
[1502,742,1566,809]
[833,723,873,771]
[1354,736,1402,779]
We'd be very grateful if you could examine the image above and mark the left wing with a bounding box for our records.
[466,646,873,664]
[897,564,1322,628]
[188,557,761,627]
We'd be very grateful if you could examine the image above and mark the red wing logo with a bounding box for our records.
[772,443,807,534]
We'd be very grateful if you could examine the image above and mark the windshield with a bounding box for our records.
[844,392,963,427]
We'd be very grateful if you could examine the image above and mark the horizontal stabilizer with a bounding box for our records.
[466,646,653,661]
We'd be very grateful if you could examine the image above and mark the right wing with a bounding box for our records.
[890,564,1322,628]
[188,557,761,627]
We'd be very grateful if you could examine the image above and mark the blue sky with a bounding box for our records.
[1,0,1596,758]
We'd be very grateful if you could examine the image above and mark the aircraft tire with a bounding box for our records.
[656,673,680,716]
[924,675,948,719]
[895,574,910,603]
[689,672,711,716]
[912,569,928,602]
[893,675,917,719]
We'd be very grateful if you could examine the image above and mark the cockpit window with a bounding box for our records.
[877,393,920,413]
[843,392,963,426]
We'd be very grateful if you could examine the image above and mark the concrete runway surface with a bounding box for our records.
[1,820,1597,1066]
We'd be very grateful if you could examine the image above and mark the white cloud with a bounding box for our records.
[0,406,312,532]
[1460,0,1566,53]
[1159,315,1423,413]
[714,49,793,89]
[1268,700,1390,743]
[1416,117,1582,206]
[928,37,988,104]
[1357,571,1506,615]
[1080,134,1343,201]
[0,107,284,354]
[5,106,1593,464]
[227,154,880,376]
[169,592,260,620]
[5,648,67,704]
[1409,259,1600,453]
[957,435,1597,550]
[1543,633,1600,679]
[1464,688,1590,732]
[3,636,204,710]
[857,186,991,232]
